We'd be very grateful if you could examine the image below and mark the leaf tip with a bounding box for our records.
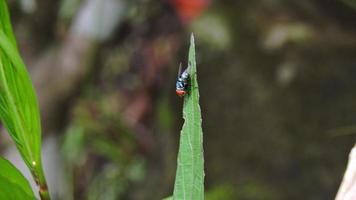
[190,33,195,44]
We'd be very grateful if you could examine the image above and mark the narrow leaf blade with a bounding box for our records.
[173,34,204,200]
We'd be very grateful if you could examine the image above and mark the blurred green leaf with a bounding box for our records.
[0,157,36,200]
[0,1,49,198]
[173,34,204,200]
[0,0,17,47]
[87,164,125,200]
[191,12,231,49]
[61,125,86,165]
[0,0,42,170]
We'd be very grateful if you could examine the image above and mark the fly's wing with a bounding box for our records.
[178,62,182,78]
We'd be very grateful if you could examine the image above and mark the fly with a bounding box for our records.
[176,62,191,97]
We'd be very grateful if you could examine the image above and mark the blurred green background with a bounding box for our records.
[2,0,356,199]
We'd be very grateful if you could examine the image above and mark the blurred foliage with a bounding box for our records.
[59,0,82,20]
[61,93,145,199]
[340,0,356,11]
[3,0,356,199]
[205,185,237,200]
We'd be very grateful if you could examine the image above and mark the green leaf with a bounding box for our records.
[0,2,49,199]
[0,0,17,46]
[0,157,36,200]
[0,0,42,171]
[173,34,204,200]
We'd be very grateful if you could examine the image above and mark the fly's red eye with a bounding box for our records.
[176,90,186,97]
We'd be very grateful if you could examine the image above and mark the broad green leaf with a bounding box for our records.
[0,3,49,198]
[0,157,36,200]
[0,0,41,170]
[173,34,204,200]
[0,0,42,170]
[0,0,17,46]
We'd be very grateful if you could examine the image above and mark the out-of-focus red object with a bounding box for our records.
[170,0,210,24]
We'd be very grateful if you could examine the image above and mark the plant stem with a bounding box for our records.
[32,162,51,200]
[38,175,50,200]
[39,187,50,200]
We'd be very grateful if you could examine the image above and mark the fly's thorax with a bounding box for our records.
[176,81,185,90]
